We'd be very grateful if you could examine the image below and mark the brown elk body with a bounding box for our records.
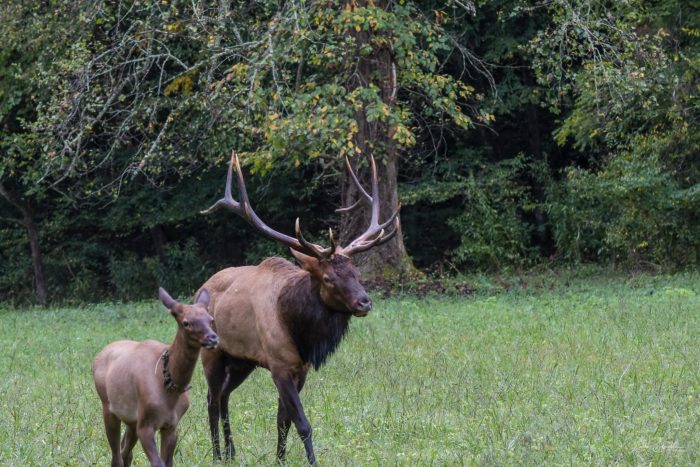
[199,153,399,464]
[92,288,219,467]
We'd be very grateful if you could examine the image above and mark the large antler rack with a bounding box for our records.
[335,155,400,257]
[201,152,332,259]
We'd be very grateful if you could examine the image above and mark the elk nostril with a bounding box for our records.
[358,296,372,309]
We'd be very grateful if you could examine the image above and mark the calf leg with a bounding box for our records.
[276,366,309,461]
[102,405,123,467]
[137,425,164,467]
[160,427,178,467]
[220,359,255,460]
[121,424,138,467]
[272,369,315,465]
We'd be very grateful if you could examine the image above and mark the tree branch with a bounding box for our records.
[0,180,30,219]
[0,216,26,226]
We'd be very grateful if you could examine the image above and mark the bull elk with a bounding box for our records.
[198,152,399,464]
[92,288,219,467]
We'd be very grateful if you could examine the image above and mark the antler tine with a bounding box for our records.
[368,155,380,226]
[345,204,400,251]
[344,217,400,255]
[335,157,372,213]
[349,154,382,233]
[202,151,331,259]
[337,154,402,257]
[295,218,332,258]
[377,203,401,231]
[328,227,339,249]
[373,217,400,247]
[201,152,242,215]
[346,156,372,203]
[335,198,363,214]
[233,153,253,216]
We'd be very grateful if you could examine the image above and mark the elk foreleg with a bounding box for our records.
[137,425,164,467]
[276,399,292,461]
[276,366,309,461]
[273,369,315,465]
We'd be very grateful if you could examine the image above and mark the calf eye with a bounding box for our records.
[182,320,190,328]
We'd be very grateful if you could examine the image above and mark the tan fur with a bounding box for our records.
[200,151,385,465]
[199,255,370,464]
[93,290,217,467]
[199,258,304,371]
[93,340,188,427]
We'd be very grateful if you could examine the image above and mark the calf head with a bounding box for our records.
[159,287,219,349]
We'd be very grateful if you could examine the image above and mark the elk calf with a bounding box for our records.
[92,288,218,467]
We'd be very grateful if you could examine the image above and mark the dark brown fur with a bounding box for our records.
[199,153,396,465]
[278,272,351,370]
[198,252,372,465]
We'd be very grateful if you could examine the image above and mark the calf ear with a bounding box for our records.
[290,248,320,273]
[195,288,210,308]
[158,287,178,310]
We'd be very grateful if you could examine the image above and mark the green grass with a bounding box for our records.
[1,272,699,465]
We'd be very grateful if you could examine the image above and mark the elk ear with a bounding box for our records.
[158,287,178,311]
[290,248,320,273]
[195,288,210,308]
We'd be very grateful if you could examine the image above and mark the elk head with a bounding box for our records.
[159,287,219,348]
[202,152,400,317]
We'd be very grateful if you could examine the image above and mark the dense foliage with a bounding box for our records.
[1,0,698,305]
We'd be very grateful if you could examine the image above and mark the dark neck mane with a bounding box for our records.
[278,272,350,370]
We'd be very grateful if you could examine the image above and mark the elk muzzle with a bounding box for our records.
[202,332,220,349]
[352,295,372,317]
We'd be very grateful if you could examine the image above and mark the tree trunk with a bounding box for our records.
[25,217,47,306]
[523,71,542,160]
[340,0,412,279]
[150,225,168,261]
[0,181,48,306]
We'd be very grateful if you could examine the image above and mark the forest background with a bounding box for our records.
[1,0,698,306]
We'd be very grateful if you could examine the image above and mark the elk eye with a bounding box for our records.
[182,320,190,328]
[322,274,334,286]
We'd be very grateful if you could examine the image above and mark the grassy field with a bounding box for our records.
[1,271,699,465]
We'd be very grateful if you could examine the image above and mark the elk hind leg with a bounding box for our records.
[220,359,255,460]
[202,349,228,460]
[102,405,123,467]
